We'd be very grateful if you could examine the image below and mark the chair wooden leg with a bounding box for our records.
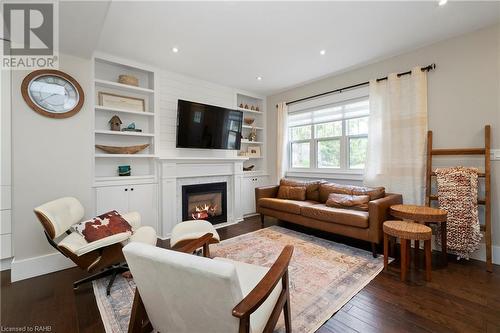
[203,242,210,258]
[400,239,407,282]
[260,214,265,228]
[383,233,389,271]
[283,271,292,333]
[128,289,152,333]
[414,240,420,270]
[425,239,432,282]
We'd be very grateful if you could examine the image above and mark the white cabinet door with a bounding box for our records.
[128,184,158,230]
[96,185,129,215]
[241,177,255,216]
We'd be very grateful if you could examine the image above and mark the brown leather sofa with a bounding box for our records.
[255,179,402,257]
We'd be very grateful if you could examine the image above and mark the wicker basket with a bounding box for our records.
[95,144,149,154]
[118,74,139,87]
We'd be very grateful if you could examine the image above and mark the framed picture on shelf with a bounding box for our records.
[98,92,145,112]
[247,146,261,157]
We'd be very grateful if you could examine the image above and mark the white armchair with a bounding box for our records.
[123,238,293,333]
[34,197,157,294]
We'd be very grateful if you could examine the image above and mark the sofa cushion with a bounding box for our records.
[319,183,385,202]
[301,204,369,228]
[258,198,318,215]
[277,186,306,201]
[325,193,370,211]
[280,179,322,201]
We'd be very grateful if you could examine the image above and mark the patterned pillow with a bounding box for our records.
[277,186,307,201]
[72,210,132,243]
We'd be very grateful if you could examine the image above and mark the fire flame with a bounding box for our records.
[191,203,218,220]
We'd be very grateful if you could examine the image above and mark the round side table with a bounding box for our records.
[383,220,432,281]
[390,204,448,265]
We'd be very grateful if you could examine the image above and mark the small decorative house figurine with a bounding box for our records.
[109,115,122,131]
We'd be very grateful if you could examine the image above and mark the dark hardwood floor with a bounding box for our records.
[2,216,499,333]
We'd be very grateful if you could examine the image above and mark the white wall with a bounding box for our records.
[267,24,500,251]
[10,54,93,280]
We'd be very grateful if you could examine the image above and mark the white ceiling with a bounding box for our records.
[60,1,500,95]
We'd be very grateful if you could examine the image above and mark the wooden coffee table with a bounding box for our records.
[390,204,448,265]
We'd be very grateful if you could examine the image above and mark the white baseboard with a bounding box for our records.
[0,257,12,271]
[469,244,500,265]
[10,252,75,282]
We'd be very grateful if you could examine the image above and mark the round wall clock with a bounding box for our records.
[21,69,85,119]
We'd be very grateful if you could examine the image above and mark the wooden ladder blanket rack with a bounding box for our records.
[425,125,492,272]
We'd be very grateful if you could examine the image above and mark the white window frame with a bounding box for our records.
[286,87,369,180]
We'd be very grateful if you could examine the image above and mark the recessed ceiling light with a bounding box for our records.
[320,50,326,55]
[256,76,262,81]
[172,47,179,53]
[438,0,447,6]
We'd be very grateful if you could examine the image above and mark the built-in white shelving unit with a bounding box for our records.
[93,55,159,186]
[236,93,267,175]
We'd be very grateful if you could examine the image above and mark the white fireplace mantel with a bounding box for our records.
[159,157,246,239]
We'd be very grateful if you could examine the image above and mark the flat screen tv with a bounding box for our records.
[176,100,243,150]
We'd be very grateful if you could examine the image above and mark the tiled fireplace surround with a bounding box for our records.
[159,157,247,238]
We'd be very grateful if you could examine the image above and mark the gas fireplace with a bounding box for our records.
[181,182,227,224]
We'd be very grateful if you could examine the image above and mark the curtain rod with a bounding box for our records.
[276,63,436,107]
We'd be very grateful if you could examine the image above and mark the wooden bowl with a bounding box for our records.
[95,144,149,154]
[244,118,255,125]
[118,75,139,87]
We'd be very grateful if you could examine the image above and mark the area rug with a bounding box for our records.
[93,226,387,333]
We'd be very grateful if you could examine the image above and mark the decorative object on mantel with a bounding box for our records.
[247,146,261,157]
[250,105,255,111]
[247,127,257,142]
[239,152,249,157]
[239,103,244,108]
[244,104,249,109]
[244,117,254,125]
[99,92,145,112]
[118,165,131,176]
[118,74,139,87]
[255,106,260,112]
[21,69,85,119]
[93,226,387,333]
[109,115,122,131]
[95,144,149,155]
[243,165,254,171]
[121,122,142,132]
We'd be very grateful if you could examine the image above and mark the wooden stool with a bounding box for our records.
[383,220,432,282]
[390,204,447,266]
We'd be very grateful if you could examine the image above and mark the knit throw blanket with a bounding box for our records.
[435,167,482,259]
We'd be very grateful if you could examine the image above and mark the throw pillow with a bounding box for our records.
[277,185,307,201]
[280,179,322,201]
[72,210,132,243]
[325,193,370,211]
[319,183,385,202]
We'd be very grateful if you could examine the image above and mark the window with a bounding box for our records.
[288,90,369,173]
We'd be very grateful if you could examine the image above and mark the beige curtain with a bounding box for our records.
[276,102,288,180]
[364,67,428,204]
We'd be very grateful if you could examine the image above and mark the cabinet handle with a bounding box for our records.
[125,188,128,191]
[131,188,134,191]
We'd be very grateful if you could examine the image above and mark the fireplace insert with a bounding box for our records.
[181,182,227,224]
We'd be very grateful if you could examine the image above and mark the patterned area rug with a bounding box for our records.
[93,226,387,333]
